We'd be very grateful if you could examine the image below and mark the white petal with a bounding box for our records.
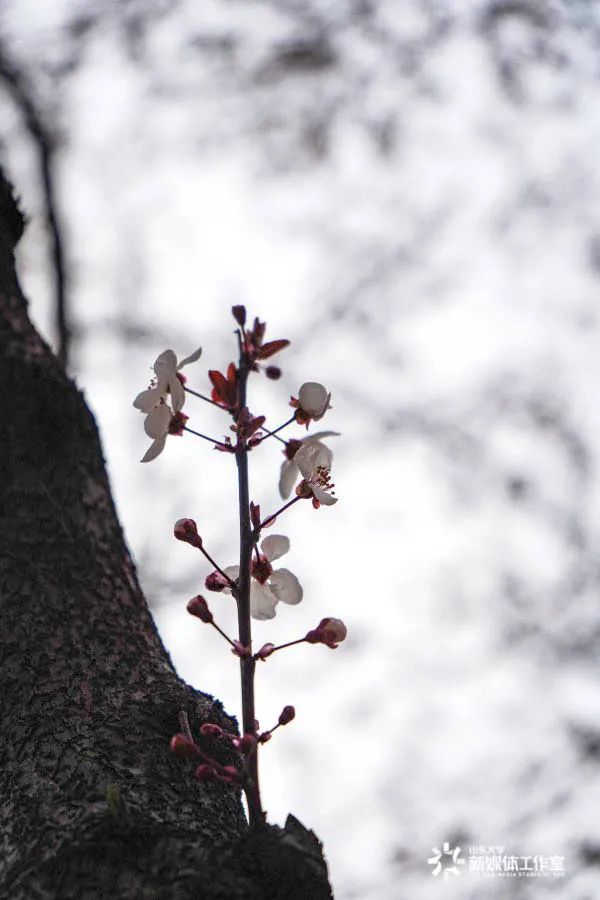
[260,534,290,562]
[169,375,185,413]
[222,565,240,594]
[269,568,303,605]
[133,386,163,411]
[298,382,328,416]
[141,436,166,463]
[304,431,340,442]
[279,460,298,499]
[250,582,278,620]
[144,404,171,439]
[294,442,332,480]
[154,350,178,379]
[178,347,203,368]
[311,484,338,506]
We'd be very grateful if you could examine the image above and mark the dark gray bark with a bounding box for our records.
[0,169,332,899]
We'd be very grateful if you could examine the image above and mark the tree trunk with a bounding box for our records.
[0,168,332,899]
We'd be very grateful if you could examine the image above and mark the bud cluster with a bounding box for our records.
[137,307,345,826]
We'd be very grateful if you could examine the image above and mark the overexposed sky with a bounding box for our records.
[3,2,600,896]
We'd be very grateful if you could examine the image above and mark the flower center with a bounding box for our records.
[169,411,189,436]
[284,439,303,461]
[312,465,335,495]
[251,555,273,584]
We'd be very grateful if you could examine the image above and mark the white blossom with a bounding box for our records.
[134,348,201,462]
[140,401,184,463]
[279,432,339,499]
[294,442,338,506]
[133,347,202,415]
[222,534,303,620]
[297,382,331,420]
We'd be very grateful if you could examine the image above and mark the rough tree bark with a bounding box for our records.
[0,169,332,899]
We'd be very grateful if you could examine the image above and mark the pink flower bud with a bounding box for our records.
[187,595,213,623]
[250,501,261,530]
[256,643,275,660]
[232,305,247,326]
[169,734,199,758]
[200,723,223,738]
[266,365,282,380]
[278,705,296,726]
[306,617,347,648]
[205,570,231,592]
[194,764,217,781]
[174,518,202,548]
[231,640,251,659]
[258,731,272,744]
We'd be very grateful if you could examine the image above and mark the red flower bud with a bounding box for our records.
[231,640,251,659]
[232,305,247,326]
[250,502,261,530]
[306,617,347,648]
[200,723,223,738]
[187,595,213,623]
[174,518,202,548]
[278,705,296,726]
[266,365,282,380]
[205,570,231,592]
[258,731,272,744]
[170,734,199,758]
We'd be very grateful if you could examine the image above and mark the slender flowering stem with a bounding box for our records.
[254,415,296,445]
[260,495,302,529]
[184,425,230,449]
[210,620,238,649]
[254,637,306,661]
[184,386,225,410]
[234,338,264,826]
[199,545,235,587]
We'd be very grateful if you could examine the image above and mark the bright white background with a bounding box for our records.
[2,2,600,896]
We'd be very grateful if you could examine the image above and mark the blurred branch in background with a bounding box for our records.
[0,45,69,367]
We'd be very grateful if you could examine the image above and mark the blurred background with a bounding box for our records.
[2,1,600,897]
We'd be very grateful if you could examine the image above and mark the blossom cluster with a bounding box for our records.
[133,307,346,824]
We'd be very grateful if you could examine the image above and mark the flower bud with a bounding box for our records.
[296,382,331,420]
[266,365,282,380]
[187,595,213,623]
[205,570,230,592]
[306,617,347,648]
[231,640,251,658]
[174,518,202,548]
[169,733,198,758]
[232,305,247,326]
[200,723,223,738]
[278,705,296,726]
[256,643,275,660]
[250,501,261,530]
[194,764,217,781]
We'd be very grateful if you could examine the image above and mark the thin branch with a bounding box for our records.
[184,386,225,410]
[183,425,230,449]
